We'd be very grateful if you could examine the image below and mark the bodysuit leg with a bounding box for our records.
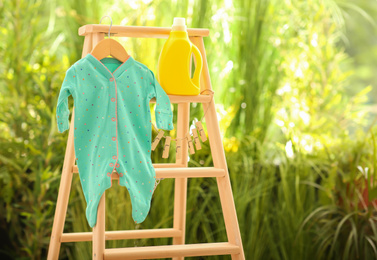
[116,154,156,223]
[79,162,114,228]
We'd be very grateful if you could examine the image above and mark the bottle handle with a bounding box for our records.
[191,44,203,88]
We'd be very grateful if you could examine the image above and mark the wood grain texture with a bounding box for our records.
[47,31,93,260]
[79,25,209,38]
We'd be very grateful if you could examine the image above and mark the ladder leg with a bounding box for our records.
[172,102,190,260]
[192,37,245,260]
[93,192,106,260]
[47,111,76,260]
[90,32,106,260]
[82,33,93,58]
[48,34,93,260]
[204,85,245,260]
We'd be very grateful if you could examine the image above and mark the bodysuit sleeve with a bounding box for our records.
[146,69,174,131]
[56,65,76,133]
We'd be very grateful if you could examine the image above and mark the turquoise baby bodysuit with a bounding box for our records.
[56,53,174,228]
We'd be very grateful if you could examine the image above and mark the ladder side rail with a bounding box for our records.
[90,32,106,260]
[47,33,93,260]
[172,103,190,259]
[47,113,76,260]
[190,36,245,260]
[93,193,106,259]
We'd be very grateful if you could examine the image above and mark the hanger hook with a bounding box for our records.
[99,15,113,38]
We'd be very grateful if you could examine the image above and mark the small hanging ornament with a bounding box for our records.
[186,133,195,154]
[151,130,164,151]
[195,121,207,142]
[162,136,171,158]
[176,138,182,160]
[191,127,202,150]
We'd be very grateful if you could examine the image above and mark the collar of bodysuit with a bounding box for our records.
[86,53,134,79]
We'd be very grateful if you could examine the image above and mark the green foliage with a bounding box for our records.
[298,128,377,260]
[220,0,283,141]
[0,0,376,259]
[0,0,87,258]
[0,2,72,260]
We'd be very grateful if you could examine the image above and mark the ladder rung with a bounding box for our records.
[72,166,226,178]
[150,94,212,104]
[61,228,181,243]
[79,25,209,38]
[155,167,225,178]
[104,242,240,260]
[153,163,186,168]
[72,163,184,174]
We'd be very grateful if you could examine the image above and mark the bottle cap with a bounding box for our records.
[172,17,187,31]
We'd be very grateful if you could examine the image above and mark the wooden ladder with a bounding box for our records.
[47,24,245,260]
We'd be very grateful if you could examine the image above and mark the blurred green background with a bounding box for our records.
[1,0,377,259]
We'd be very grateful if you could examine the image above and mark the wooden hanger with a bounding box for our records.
[91,16,130,62]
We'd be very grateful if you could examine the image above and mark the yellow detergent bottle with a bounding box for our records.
[157,17,203,96]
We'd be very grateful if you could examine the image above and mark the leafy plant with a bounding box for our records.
[299,129,377,260]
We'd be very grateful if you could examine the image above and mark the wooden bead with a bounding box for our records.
[151,130,164,151]
[162,136,171,159]
[186,133,195,154]
[195,121,207,142]
[191,127,202,150]
[176,138,182,160]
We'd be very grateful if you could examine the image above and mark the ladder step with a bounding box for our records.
[104,242,241,260]
[150,94,212,104]
[155,167,225,178]
[79,25,209,39]
[72,166,226,178]
[61,228,181,243]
